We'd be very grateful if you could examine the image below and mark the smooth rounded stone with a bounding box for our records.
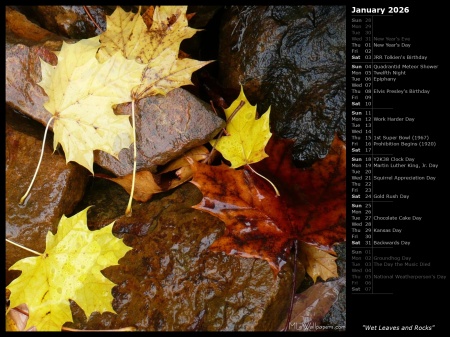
[94,88,225,176]
[67,183,305,331]
[5,107,90,286]
[6,7,63,128]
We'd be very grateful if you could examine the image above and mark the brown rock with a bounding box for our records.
[5,107,90,285]
[94,89,225,176]
[28,6,108,39]
[6,6,63,127]
[5,42,59,127]
[68,182,304,331]
[5,6,63,45]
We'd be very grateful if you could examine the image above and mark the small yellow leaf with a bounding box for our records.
[299,242,338,283]
[6,207,132,331]
[211,86,272,168]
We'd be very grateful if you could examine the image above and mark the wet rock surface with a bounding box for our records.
[5,41,61,125]
[5,107,90,286]
[6,7,63,127]
[95,89,225,176]
[20,6,109,39]
[322,242,346,328]
[5,6,64,45]
[68,182,305,331]
[218,5,346,165]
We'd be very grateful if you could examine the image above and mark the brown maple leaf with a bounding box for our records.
[96,146,209,202]
[189,134,346,277]
[252,134,346,250]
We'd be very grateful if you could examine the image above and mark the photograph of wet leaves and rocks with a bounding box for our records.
[6,5,346,331]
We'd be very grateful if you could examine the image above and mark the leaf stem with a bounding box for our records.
[204,100,245,165]
[6,239,42,256]
[11,306,29,317]
[226,100,245,123]
[83,6,103,33]
[125,99,137,217]
[246,164,280,196]
[19,116,55,205]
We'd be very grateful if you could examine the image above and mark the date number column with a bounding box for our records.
[350,14,374,294]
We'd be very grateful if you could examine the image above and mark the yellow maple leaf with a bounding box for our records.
[38,36,146,174]
[299,242,339,283]
[98,6,213,99]
[6,207,132,331]
[210,86,272,168]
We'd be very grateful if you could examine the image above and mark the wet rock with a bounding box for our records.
[322,241,346,329]
[6,7,63,127]
[68,183,305,331]
[26,6,108,39]
[218,6,346,165]
[94,89,225,176]
[5,6,64,46]
[5,107,90,286]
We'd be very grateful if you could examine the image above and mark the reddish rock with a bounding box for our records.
[5,107,90,285]
[6,6,63,127]
[5,6,63,45]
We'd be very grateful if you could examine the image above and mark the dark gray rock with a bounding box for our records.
[218,5,346,165]
[322,241,346,329]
